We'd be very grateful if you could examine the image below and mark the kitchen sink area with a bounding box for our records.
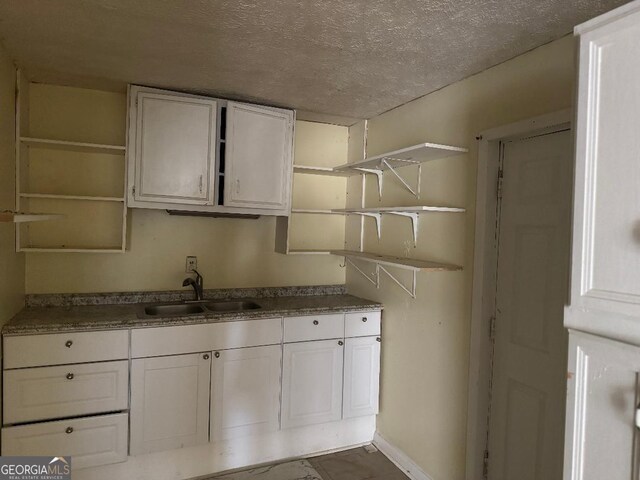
[143,300,262,316]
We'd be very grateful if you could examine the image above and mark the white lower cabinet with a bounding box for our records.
[1,412,128,469]
[281,339,344,429]
[130,352,211,455]
[210,345,282,441]
[343,336,380,419]
[564,331,640,479]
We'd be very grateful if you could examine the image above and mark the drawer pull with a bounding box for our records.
[338,340,344,346]
[65,427,73,434]
[65,340,73,348]
[214,352,220,358]
[362,317,368,322]
[66,373,74,380]
[377,337,381,342]
[313,320,319,325]
[203,354,210,360]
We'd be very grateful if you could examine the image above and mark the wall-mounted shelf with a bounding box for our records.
[19,246,124,253]
[288,249,333,255]
[20,137,126,154]
[330,250,462,272]
[0,211,64,223]
[20,193,125,202]
[293,165,351,176]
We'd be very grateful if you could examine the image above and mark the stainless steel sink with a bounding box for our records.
[204,301,261,312]
[144,303,206,316]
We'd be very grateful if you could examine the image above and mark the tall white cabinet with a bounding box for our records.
[565,2,640,478]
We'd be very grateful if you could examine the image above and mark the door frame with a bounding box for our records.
[465,109,573,480]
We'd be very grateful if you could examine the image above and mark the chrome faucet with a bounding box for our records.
[182,270,204,301]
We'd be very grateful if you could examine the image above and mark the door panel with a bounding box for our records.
[488,130,573,480]
[343,336,380,419]
[281,340,343,429]
[224,102,292,210]
[130,353,211,455]
[210,345,281,441]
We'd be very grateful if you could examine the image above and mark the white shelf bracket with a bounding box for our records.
[389,211,420,246]
[350,212,382,239]
[381,159,421,198]
[345,257,379,287]
[378,265,417,298]
[355,168,383,199]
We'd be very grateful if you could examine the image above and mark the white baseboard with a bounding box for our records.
[373,431,434,480]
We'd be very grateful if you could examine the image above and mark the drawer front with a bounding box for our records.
[4,330,129,369]
[131,317,282,358]
[4,360,129,425]
[284,314,345,343]
[1,412,128,470]
[345,311,381,338]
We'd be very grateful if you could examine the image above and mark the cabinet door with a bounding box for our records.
[132,88,217,205]
[281,339,343,429]
[224,102,293,210]
[130,353,211,455]
[564,331,640,480]
[570,8,640,333]
[210,345,281,441]
[343,336,380,419]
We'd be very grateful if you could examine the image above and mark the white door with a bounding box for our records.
[210,345,282,441]
[343,336,380,419]
[130,353,211,455]
[133,90,217,205]
[564,331,640,480]
[224,102,293,210]
[281,339,343,429]
[487,129,573,480]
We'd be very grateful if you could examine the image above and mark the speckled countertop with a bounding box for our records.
[4,285,382,335]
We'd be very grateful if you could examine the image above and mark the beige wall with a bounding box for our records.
[0,45,24,324]
[23,84,348,293]
[346,36,575,480]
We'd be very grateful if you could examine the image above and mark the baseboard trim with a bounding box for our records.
[373,432,434,480]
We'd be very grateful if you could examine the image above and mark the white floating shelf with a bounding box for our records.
[333,205,465,214]
[20,193,125,202]
[0,212,64,223]
[333,142,468,173]
[20,137,126,155]
[287,249,333,255]
[330,250,462,272]
[293,165,351,177]
[19,246,125,253]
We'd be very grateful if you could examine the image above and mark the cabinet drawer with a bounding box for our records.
[345,311,381,337]
[4,330,129,369]
[131,317,282,358]
[284,314,344,343]
[4,360,128,425]
[1,412,128,470]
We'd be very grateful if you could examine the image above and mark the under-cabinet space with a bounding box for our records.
[130,353,211,455]
[281,339,344,429]
[210,345,281,441]
[2,412,128,470]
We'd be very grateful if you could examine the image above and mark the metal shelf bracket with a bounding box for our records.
[350,212,382,239]
[345,257,379,287]
[378,265,417,298]
[355,168,383,199]
[381,159,422,198]
[388,211,420,245]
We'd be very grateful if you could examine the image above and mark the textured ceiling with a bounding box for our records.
[0,0,629,125]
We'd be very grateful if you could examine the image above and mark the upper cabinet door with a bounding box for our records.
[569,7,640,335]
[224,102,293,211]
[129,87,217,206]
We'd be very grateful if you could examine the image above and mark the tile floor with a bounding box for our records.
[307,446,410,480]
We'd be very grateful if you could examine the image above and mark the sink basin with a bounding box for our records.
[144,303,206,316]
[204,301,261,312]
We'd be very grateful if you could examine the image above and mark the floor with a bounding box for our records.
[208,446,410,480]
[308,446,410,480]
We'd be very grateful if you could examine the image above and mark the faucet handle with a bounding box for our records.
[192,269,203,286]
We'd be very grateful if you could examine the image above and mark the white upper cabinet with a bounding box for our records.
[128,86,217,206]
[126,86,294,215]
[224,102,294,211]
[568,3,640,341]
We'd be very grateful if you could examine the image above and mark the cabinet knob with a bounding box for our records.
[338,340,344,346]
[214,352,220,358]
[66,373,74,380]
[313,320,319,325]
[362,317,368,322]
[65,340,73,348]
[65,427,73,434]
[203,354,210,360]
[376,337,381,342]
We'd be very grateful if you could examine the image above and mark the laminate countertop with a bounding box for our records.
[3,292,382,336]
